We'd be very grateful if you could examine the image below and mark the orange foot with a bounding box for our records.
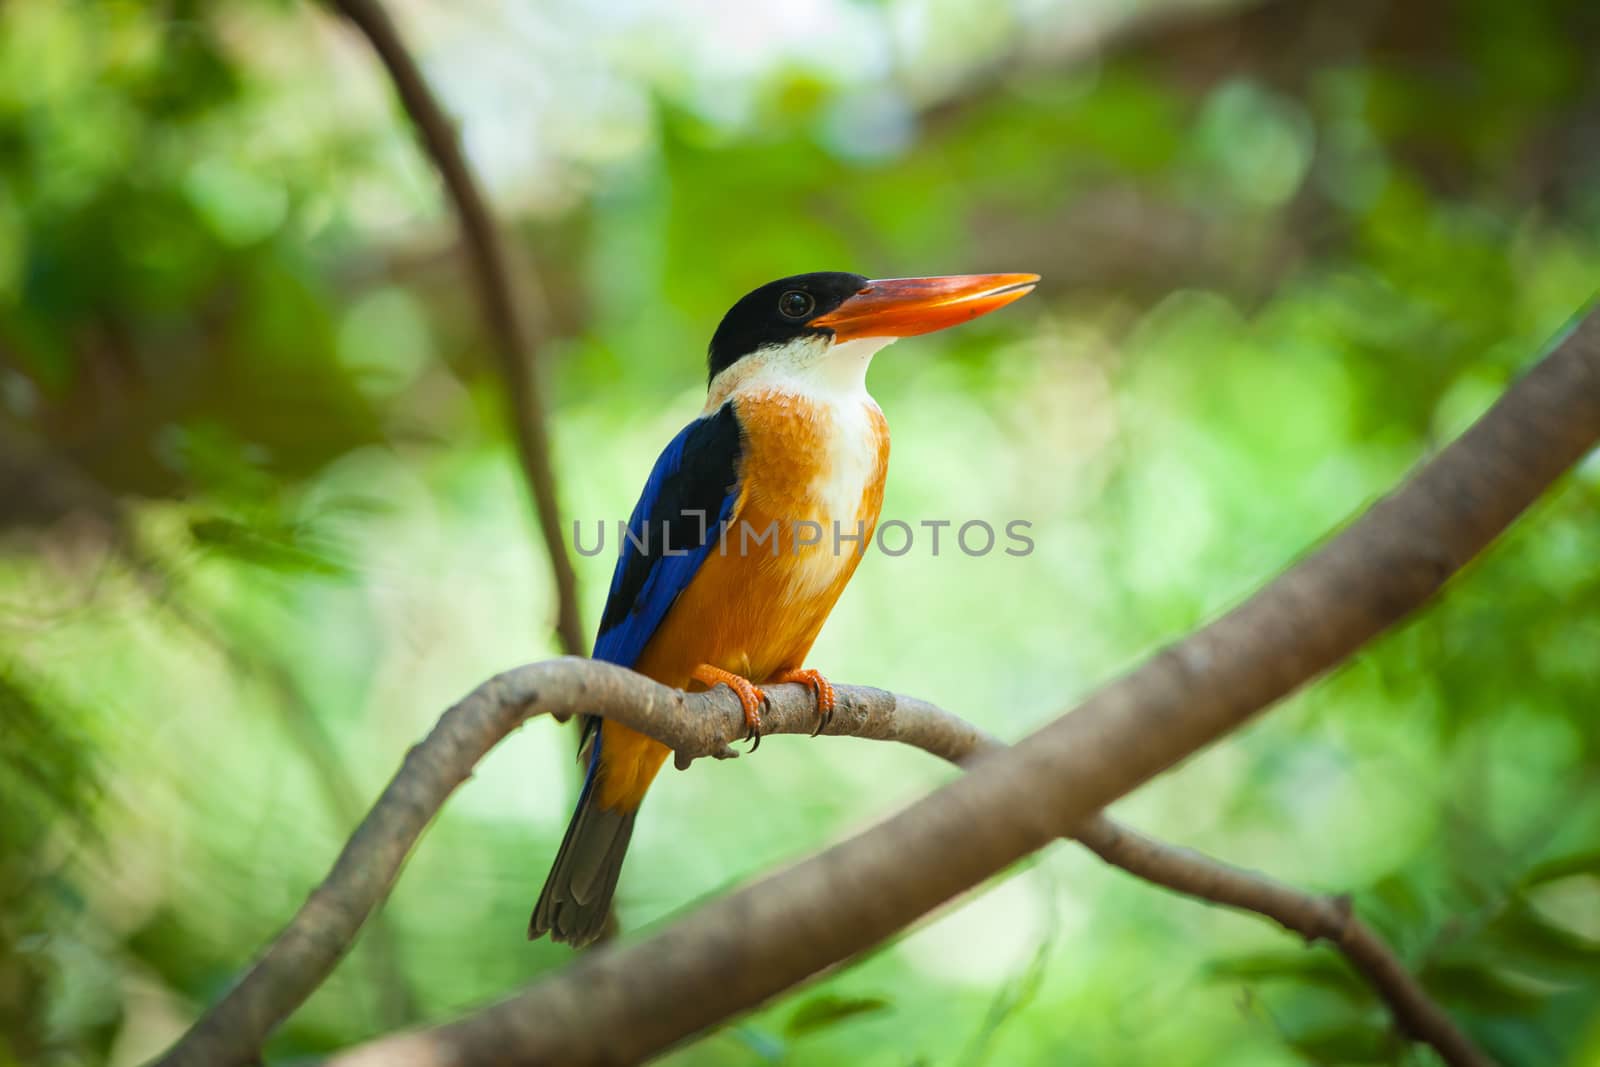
[770,669,837,737]
[690,664,768,750]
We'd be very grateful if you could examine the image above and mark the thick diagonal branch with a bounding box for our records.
[329,0,585,656]
[323,305,1598,1064]
[155,303,1597,1067]
[147,666,968,1067]
[149,665,1485,1067]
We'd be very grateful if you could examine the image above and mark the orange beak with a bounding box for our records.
[810,273,1039,342]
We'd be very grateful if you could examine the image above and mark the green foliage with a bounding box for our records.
[785,993,895,1036]
[2,0,1599,1064]
[187,515,351,578]
[0,670,98,1065]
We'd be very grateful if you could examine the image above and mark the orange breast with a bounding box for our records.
[596,390,890,810]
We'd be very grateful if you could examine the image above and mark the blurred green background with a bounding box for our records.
[3,0,1599,1064]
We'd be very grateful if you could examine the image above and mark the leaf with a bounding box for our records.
[0,671,98,842]
[1283,1022,1395,1064]
[1483,898,1600,982]
[1207,950,1369,1002]
[784,993,893,1037]
[188,515,350,578]
[1522,851,1600,886]
[1420,960,1549,1016]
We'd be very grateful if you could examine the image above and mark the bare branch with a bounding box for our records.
[158,594,422,1030]
[328,0,586,656]
[320,305,1597,1065]
[1073,821,1491,1066]
[150,663,951,1067]
[151,655,1489,1067]
[155,302,1597,1067]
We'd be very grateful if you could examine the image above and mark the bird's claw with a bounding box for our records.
[743,690,769,751]
[771,669,836,738]
[689,664,768,753]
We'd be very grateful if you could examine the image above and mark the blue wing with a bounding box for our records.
[576,400,743,797]
[590,402,743,669]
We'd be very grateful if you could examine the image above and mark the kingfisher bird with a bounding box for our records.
[530,271,1038,946]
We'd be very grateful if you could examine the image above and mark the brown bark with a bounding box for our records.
[324,304,1597,1065]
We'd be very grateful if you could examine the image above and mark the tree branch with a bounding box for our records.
[328,0,586,656]
[319,303,1598,1064]
[147,664,949,1067]
[155,303,1594,1067]
[151,658,1488,1066]
[1072,821,1489,1066]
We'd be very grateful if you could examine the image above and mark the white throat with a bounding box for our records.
[702,333,892,574]
[704,334,896,412]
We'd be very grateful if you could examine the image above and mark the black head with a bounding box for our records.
[706,271,869,383]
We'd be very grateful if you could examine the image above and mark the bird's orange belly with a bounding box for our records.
[638,504,869,687]
[594,388,889,812]
[594,507,871,810]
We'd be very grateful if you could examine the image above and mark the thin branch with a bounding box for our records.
[320,303,1599,1065]
[150,666,1483,1066]
[1072,821,1488,1066]
[328,0,586,656]
[154,302,1595,1067]
[157,593,422,1031]
[149,663,942,1067]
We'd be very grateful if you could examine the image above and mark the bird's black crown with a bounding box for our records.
[706,271,869,383]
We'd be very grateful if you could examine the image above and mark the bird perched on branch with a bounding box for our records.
[530,271,1038,946]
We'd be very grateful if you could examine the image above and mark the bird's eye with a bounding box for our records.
[778,290,815,319]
